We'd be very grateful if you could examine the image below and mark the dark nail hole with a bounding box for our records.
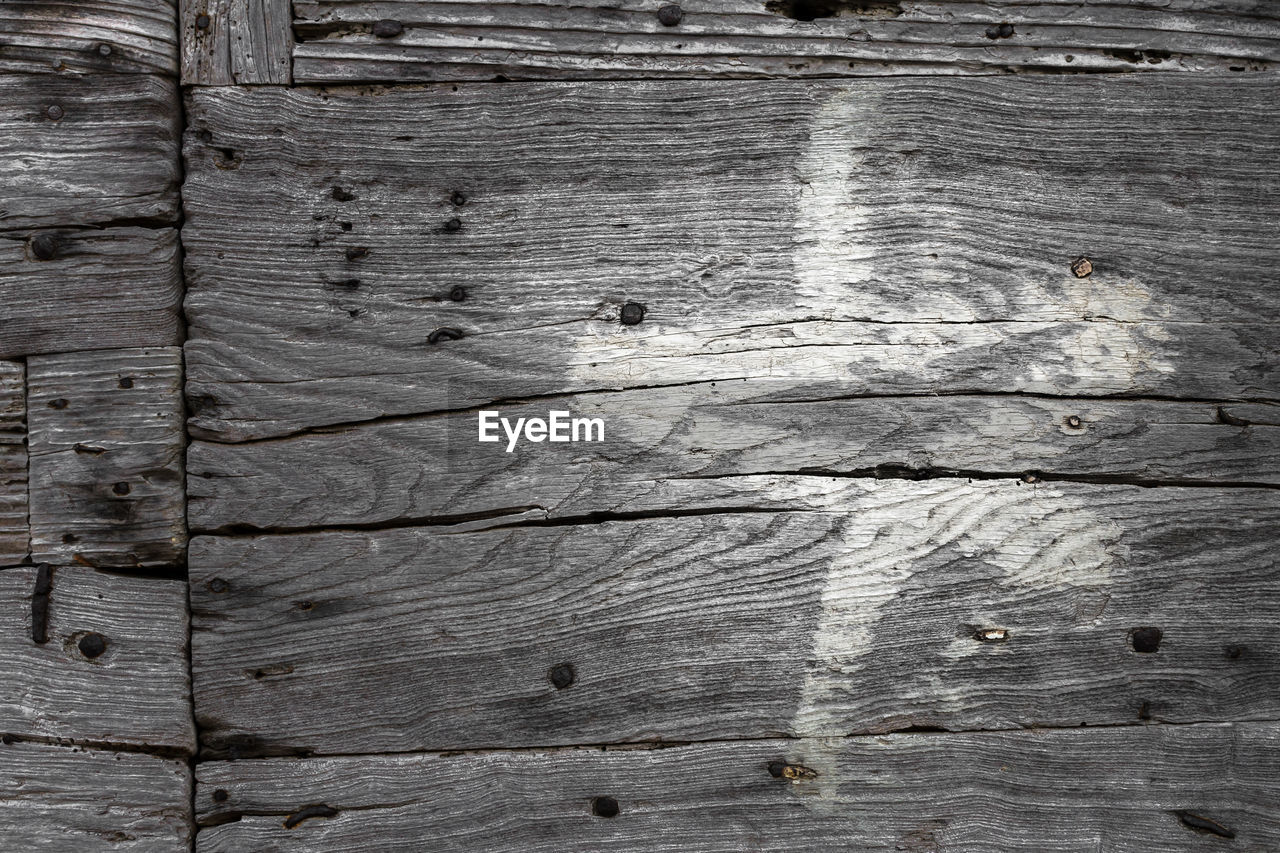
[657,4,683,26]
[118,377,134,389]
[61,533,78,544]
[620,302,646,325]
[591,796,619,818]
[47,398,68,410]
[332,186,355,202]
[30,233,59,261]
[112,482,131,496]
[339,221,352,232]
[1129,626,1162,653]
[77,633,108,659]
[345,247,369,261]
[548,662,576,690]
[449,286,466,302]
[767,761,787,778]
[207,578,230,594]
[450,191,467,206]
[443,217,462,232]
[372,19,404,38]
[212,789,229,803]
[1225,644,1245,660]
[296,601,314,612]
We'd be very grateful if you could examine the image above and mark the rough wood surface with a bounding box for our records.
[183,76,1280,441]
[189,478,1280,757]
[0,0,178,76]
[0,740,190,851]
[0,73,179,231]
[291,0,1280,82]
[0,228,182,358]
[0,565,193,753]
[195,722,1280,851]
[0,362,25,564]
[188,387,1280,533]
[182,0,292,84]
[27,349,186,569]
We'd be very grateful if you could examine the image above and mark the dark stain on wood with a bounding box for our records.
[1172,810,1236,839]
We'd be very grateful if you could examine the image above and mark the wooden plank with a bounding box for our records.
[189,479,1280,757]
[182,0,292,84]
[27,349,186,570]
[0,740,190,851]
[292,0,1280,82]
[182,76,1280,441]
[0,73,179,231]
[188,388,1280,533]
[195,723,1280,850]
[0,227,182,358]
[0,0,178,76]
[0,565,193,753]
[0,361,25,564]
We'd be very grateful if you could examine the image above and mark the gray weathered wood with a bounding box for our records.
[182,0,292,84]
[0,0,179,76]
[0,228,182,358]
[0,565,193,753]
[0,740,190,851]
[292,0,1280,82]
[188,388,1280,533]
[0,73,179,231]
[190,479,1280,756]
[0,361,25,564]
[183,76,1280,441]
[195,722,1280,851]
[27,349,186,569]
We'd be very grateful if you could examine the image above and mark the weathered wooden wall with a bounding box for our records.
[0,0,192,849]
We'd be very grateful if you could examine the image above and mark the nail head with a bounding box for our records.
[372,19,404,38]
[620,302,646,325]
[77,633,108,659]
[657,4,683,26]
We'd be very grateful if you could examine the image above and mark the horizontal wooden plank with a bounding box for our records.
[0,73,179,231]
[291,0,1280,82]
[0,740,190,851]
[181,0,292,84]
[188,388,1280,532]
[0,0,178,76]
[0,565,193,753]
[27,348,186,569]
[189,479,1280,757]
[195,723,1280,851]
[0,361,25,564]
[0,227,182,358]
[183,75,1280,441]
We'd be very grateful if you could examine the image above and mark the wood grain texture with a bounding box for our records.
[0,565,193,753]
[0,228,182,358]
[0,361,25,564]
[183,76,1280,441]
[291,0,1280,82]
[188,387,1280,533]
[182,0,292,84]
[0,73,179,231]
[189,478,1280,757]
[0,0,178,76]
[195,723,1280,851]
[27,349,186,569]
[0,740,190,851]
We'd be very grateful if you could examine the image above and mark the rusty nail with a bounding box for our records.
[1071,256,1093,278]
[620,302,646,325]
[657,4,683,26]
[372,19,404,38]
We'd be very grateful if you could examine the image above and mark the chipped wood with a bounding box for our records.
[27,348,186,569]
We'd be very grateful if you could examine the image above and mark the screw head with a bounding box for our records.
[45,104,64,121]
[372,18,404,38]
[657,4,683,26]
[620,302,646,325]
[1070,256,1093,278]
